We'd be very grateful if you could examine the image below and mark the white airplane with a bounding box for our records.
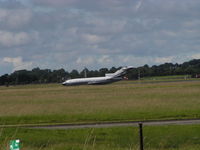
[62,66,134,86]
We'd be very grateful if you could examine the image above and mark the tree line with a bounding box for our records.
[1,59,200,86]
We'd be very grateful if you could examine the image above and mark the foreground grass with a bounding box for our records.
[0,81,200,125]
[0,125,200,149]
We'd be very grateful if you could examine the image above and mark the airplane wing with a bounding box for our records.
[88,79,111,85]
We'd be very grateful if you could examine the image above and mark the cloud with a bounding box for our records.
[0,31,33,47]
[3,57,33,71]
[75,55,113,68]
[81,34,106,44]
[33,0,79,7]
[87,18,127,34]
[0,8,32,29]
[32,0,137,13]
[0,0,200,75]
[191,53,200,59]
[155,56,174,64]
[74,55,178,70]
[76,56,95,66]
[135,0,143,11]
[97,55,113,65]
[0,0,23,9]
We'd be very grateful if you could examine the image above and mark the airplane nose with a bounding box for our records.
[62,81,67,85]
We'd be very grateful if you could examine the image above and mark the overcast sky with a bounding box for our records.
[0,0,200,75]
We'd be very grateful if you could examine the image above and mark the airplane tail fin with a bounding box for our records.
[111,66,134,78]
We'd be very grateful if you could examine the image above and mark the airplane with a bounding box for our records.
[62,66,134,86]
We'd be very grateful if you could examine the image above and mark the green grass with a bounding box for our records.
[141,75,191,80]
[1,125,200,149]
[0,81,200,125]
[1,81,200,149]
[140,75,200,83]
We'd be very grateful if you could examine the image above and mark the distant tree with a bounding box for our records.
[88,70,100,77]
[0,74,9,85]
[51,69,67,82]
[70,70,80,79]
[127,68,138,79]
[109,67,118,73]
[80,68,89,78]
[99,68,109,76]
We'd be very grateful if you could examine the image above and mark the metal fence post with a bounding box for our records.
[139,122,144,150]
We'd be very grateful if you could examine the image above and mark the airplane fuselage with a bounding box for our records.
[62,76,122,85]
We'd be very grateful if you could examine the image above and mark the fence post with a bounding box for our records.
[139,122,144,150]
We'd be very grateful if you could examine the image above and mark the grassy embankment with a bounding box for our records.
[0,80,200,125]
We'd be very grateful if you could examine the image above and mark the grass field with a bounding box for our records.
[1,80,200,149]
[0,80,200,125]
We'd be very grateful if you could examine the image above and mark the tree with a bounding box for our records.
[0,74,9,85]
[70,70,80,79]
[99,68,109,76]
[80,68,89,78]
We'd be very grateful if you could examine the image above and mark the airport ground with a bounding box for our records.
[0,77,200,149]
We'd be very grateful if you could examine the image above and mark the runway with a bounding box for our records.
[26,119,200,130]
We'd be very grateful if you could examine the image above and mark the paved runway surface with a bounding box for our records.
[27,119,200,130]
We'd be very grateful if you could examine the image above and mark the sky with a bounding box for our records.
[0,0,200,75]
